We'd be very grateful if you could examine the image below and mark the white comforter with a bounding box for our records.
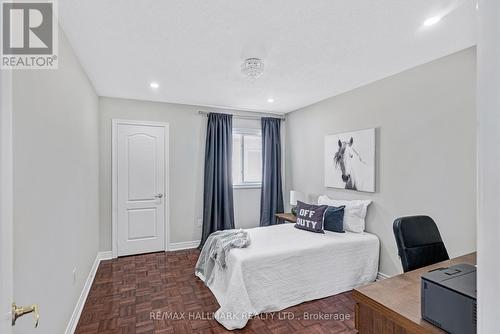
[195,223,380,330]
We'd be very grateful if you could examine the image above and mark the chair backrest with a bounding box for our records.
[393,215,449,272]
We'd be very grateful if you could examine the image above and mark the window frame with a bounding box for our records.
[232,128,262,189]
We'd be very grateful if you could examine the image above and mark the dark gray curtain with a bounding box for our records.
[259,117,284,226]
[198,113,235,249]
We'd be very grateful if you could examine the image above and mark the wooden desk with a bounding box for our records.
[353,252,476,334]
[275,213,297,223]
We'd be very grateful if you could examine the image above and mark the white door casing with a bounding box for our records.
[112,120,169,257]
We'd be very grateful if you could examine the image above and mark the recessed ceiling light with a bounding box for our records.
[423,16,441,27]
[150,82,159,89]
[267,98,274,103]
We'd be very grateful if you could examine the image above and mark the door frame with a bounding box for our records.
[111,119,170,258]
[0,68,14,334]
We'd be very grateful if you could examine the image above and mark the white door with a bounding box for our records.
[1,65,14,334]
[114,121,168,257]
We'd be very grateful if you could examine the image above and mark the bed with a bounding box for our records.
[195,223,380,330]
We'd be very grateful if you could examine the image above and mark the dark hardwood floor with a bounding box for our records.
[75,249,357,334]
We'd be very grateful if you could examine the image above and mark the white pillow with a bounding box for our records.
[317,195,372,233]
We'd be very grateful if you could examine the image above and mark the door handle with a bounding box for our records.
[154,193,163,199]
[12,303,39,327]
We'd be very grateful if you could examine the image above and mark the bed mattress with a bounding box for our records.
[196,223,380,330]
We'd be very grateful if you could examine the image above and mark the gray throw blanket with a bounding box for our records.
[195,229,250,285]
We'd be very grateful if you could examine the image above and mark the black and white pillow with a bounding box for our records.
[294,201,328,233]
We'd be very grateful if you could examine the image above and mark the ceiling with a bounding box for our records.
[58,0,477,114]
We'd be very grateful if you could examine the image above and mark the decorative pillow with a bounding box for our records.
[317,195,372,233]
[294,201,328,233]
[324,206,345,233]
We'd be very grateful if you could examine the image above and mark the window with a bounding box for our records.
[232,128,262,188]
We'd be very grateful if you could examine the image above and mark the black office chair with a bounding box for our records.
[393,215,449,272]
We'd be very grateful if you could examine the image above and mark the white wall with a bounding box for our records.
[12,31,99,333]
[99,97,263,250]
[477,1,500,331]
[285,47,477,276]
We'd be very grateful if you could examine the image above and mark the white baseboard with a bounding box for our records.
[376,272,391,281]
[98,251,113,261]
[169,240,200,251]
[65,251,112,334]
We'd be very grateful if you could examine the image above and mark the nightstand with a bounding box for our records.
[275,213,297,224]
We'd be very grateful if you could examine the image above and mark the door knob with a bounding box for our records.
[12,303,39,327]
[154,193,163,199]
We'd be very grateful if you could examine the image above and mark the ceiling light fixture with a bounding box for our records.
[423,16,441,27]
[241,58,264,79]
[150,82,159,89]
[267,98,274,103]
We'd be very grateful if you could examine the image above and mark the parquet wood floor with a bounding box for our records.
[75,249,357,334]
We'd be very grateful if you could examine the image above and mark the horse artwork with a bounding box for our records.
[324,128,375,192]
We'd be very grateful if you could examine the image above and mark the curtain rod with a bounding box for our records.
[198,110,285,121]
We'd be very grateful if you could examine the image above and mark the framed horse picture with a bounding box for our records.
[324,128,376,192]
